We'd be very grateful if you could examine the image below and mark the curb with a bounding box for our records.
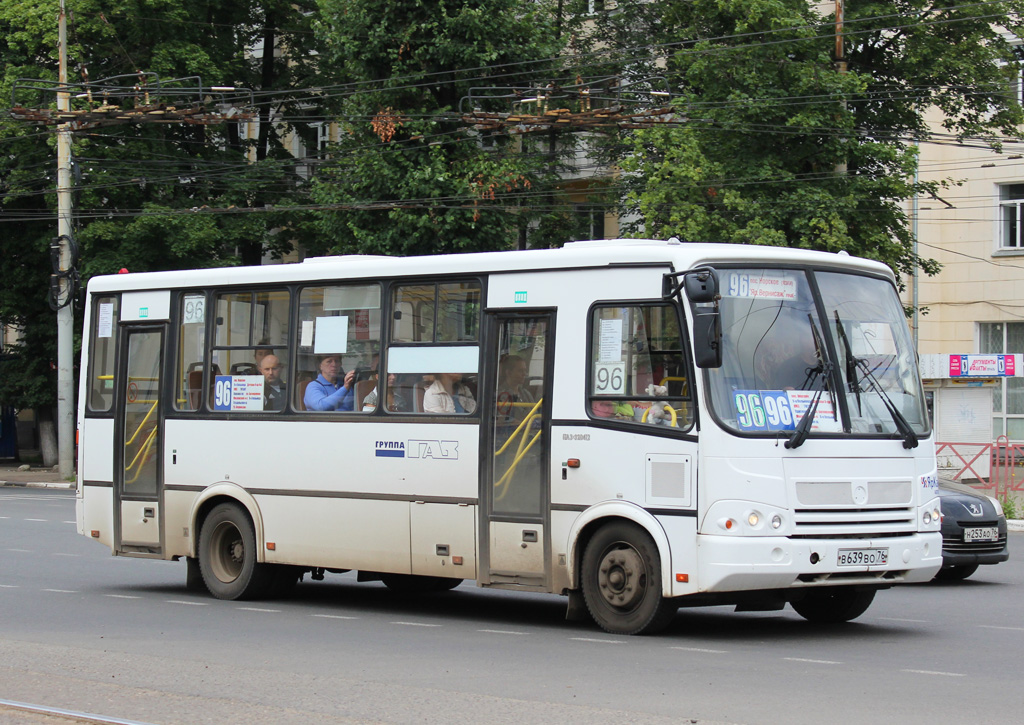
[1009,520,1024,532]
[0,481,75,489]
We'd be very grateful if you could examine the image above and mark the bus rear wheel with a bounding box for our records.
[199,503,273,600]
[581,522,677,635]
[791,587,876,623]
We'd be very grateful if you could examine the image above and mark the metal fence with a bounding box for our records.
[936,436,1024,498]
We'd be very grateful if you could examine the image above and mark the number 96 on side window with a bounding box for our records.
[733,390,796,432]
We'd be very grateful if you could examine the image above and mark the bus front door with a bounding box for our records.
[481,313,552,589]
[114,326,165,554]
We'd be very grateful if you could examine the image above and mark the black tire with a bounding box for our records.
[935,564,979,581]
[381,574,464,593]
[580,521,677,635]
[198,502,273,600]
[791,588,876,623]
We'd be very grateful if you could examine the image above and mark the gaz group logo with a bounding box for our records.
[375,440,460,460]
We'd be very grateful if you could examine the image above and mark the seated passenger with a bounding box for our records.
[362,372,410,413]
[423,372,476,414]
[497,354,537,424]
[259,354,287,411]
[304,354,356,411]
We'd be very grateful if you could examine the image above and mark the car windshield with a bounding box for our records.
[705,268,929,439]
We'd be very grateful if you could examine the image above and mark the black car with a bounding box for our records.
[935,484,1009,580]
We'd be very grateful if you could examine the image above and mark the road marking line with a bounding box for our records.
[878,617,928,623]
[43,589,77,593]
[0,584,19,588]
[671,646,728,654]
[478,629,528,635]
[7,549,31,553]
[785,657,841,665]
[237,607,281,613]
[978,625,1024,632]
[391,621,441,627]
[105,594,141,599]
[165,600,209,606]
[25,519,47,522]
[901,669,965,677]
[570,637,625,644]
[63,521,76,524]
[311,614,358,620]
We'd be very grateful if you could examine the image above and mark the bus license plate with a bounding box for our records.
[963,527,999,543]
[837,548,889,566]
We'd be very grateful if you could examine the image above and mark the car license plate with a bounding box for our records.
[963,527,999,543]
[837,548,889,566]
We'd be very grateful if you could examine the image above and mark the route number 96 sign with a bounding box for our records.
[593,361,626,395]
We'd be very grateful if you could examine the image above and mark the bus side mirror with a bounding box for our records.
[684,268,718,303]
[692,311,722,368]
[684,267,722,368]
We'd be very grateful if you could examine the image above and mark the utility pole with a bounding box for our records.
[56,0,75,479]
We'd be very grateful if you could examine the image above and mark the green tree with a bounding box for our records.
[0,1,325,461]
[310,0,572,256]
[585,0,1024,278]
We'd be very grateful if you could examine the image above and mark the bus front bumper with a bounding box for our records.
[690,532,943,595]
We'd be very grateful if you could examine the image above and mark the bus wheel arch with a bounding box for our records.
[189,484,265,562]
[197,500,275,600]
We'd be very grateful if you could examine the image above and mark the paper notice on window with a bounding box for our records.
[314,316,349,354]
[786,390,843,432]
[599,318,623,362]
[724,272,798,300]
[182,294,205,324]
[97,303,114,338]
[300,320,314,348]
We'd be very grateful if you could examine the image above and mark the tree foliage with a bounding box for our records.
[579,0,1024,278]
[310,0,571,256]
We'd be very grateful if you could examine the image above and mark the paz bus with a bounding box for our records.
[76,239,942,634]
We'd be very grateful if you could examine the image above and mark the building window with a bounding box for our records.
[979,322,1024,439]
[998,184,1024,249]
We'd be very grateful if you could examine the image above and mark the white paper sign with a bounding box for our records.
[725,272,798,300]
[314,316,349,354]
[599,318,623,362]
[97,303,114,338]
[300,320,314,347]
[182,294,205,324]
[786,390,843,432]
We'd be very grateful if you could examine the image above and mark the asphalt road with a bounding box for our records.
[1,486,1021,725]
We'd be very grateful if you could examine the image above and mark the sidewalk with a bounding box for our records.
[0,464,75,489]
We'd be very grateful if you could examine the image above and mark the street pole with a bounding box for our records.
[56,0,75,479]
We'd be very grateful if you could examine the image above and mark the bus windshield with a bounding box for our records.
[706,268,930,439]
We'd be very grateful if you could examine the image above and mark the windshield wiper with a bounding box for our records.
[785,315,836,450]
[833,312,919,449]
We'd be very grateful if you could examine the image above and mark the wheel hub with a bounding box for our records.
[597,546,646,610]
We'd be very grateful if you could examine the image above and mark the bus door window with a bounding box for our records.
[122,329,162,495]
[88,295,119,412]
[491,317,549,516]
[296,284,381,413]
[587,304,693,430]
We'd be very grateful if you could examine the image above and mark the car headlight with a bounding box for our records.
[986,496,1005,518]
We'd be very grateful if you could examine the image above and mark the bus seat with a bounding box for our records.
[296,378,311,411]
[186,370,203,409]
[231,362,259,375]
[413,381,428,412]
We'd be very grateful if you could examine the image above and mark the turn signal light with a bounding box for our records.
[266,542,276,551]
[566,458,581,469]
[676,573,689,583]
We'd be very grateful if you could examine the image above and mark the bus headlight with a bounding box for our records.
[771,514,783,529]
[747,512,760,527]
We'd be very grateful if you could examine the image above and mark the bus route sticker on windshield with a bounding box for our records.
[724,272,798,301]
[733,389,841,432]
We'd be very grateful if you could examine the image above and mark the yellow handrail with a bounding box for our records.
[494,398,543,456]
[641,404,678,427]
[493,398,544,501]
[124,400,158,446]
[125,425,157,485]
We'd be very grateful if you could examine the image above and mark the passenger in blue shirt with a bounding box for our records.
[304,354,356,411]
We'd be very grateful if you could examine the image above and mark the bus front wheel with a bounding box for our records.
[791,587,876,623]
[199,503,273,600]
[581,522,677,635]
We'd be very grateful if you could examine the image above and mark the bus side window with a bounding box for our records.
[87,296,119,413]
[587,303,693,430]
[175,292,207,412]
[296,284,381,413]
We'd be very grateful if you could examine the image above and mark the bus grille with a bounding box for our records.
[792,506,917,538]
